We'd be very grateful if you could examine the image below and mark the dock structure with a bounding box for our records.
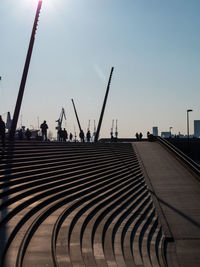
[0,138,200,266]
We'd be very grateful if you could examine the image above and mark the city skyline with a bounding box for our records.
[0,0,200,138]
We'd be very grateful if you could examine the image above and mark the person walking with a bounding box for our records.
[86,130,91,142]
[69,132,73,142]
[62,128,68,142]
[40,120,48,141]
[58,128,63,141]
[0,115,5,149]
[79,130,85,142]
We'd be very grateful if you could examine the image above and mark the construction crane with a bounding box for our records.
[56,107,66,132]
[74,126,77,142]
[115,119,118,138]
[87,120,90,131]
[110,119,114,138]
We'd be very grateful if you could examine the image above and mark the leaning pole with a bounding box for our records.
[71,99,82,132]
[10,1,43,139]
[94,67,114,142]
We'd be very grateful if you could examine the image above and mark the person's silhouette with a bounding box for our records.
[79,130,85,142]
[40,120,48,141]
[63,128,68,142]
[86,130,91,142]
[0,115,5,149]
[69,133,73,142]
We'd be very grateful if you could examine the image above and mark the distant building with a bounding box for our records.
[194,120,200,138]
[161,132,171,138]
[152,127,158,136]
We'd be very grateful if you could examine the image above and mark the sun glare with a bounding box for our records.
[23,0,61,9]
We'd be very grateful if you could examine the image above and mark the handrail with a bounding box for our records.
[156,136,200,178]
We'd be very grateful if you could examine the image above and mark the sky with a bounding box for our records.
[0,0,200,138]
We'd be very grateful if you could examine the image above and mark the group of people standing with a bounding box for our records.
[79,130,91,142]
[135,132,143,140]
[18,120,48,141]
[0,114,93,146]
[0,114,154,148]
[18,128,32,140]
[57,128,73,142]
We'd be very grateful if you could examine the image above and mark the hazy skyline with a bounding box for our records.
[1,0,200,138]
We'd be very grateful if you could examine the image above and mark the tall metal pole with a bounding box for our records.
[169,126,172,137]
[187,109,193,138]
[71,99,82,132]
[95,67,114,142]
[187,109,193,154]
[10,1,43,139]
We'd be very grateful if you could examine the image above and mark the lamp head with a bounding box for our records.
[187,109,193,112]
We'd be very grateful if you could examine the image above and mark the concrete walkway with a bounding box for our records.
[134,141,200,267]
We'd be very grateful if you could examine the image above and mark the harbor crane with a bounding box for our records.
[110,119,114,138]
[56,107,66,132]
[115,119,118,138]
[87,120,90,131]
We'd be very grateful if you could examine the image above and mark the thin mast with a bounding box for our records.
[71,99,82,132]
[95,67,114,142]
[10,1,43,138]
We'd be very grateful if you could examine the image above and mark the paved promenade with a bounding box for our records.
[134,141,200,267]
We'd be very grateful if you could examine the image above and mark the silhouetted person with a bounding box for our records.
[147,131,150,140]
[148,134,154,142]
[0,115,5,149]
[18,129,24,140]
[135,132,139,140]
[40,120,48,141]
[110,132,114,142]
[86,130,91,142]
[58,128,63,141]
[62,128,68,142]
[69,132,73,142]
[79,130,85,142]
[25,128,32,140]
[139,132,143,140]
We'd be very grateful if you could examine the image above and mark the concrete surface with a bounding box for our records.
[134,141,200,267]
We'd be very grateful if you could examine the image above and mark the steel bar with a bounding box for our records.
[95,67,114,142]
[10,1,43,139]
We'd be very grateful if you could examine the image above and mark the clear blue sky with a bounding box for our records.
[0,0,200,138]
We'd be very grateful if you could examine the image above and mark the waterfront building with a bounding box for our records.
[161,132,171,138]
[194,120,200,138]
[152,126,158,136]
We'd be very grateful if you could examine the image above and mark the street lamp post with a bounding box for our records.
[187,109,193,154]
[187,109,193,139]
[169,127,173,137]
